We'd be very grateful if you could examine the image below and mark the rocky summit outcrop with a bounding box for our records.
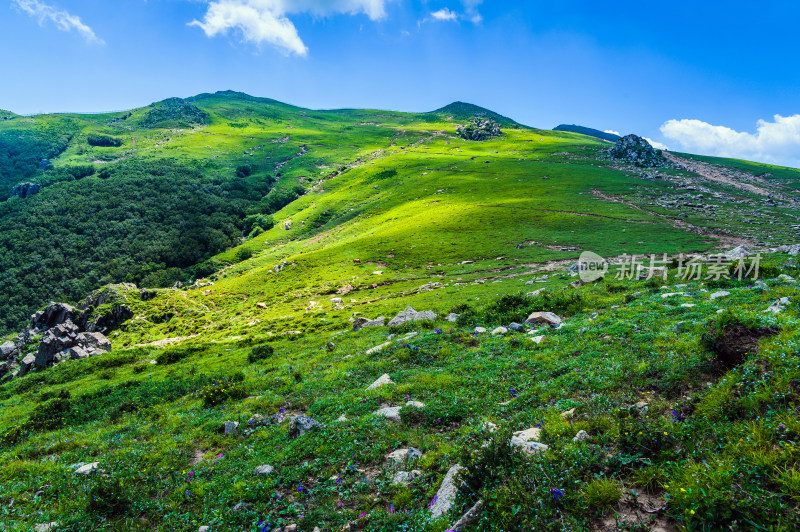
[456,117,502,141]
[9,182,41,200]
[2,284,136,380]
[608,134,671,168]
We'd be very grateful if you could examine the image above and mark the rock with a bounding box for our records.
[387,447,423,463]
[529,335,545,344]
[392,469,422,485]
[34,523,59,532]
[445,313,460,322]
[198,527,210,532]
[406,400,426,408]
[764,297,791,314]
[491,326,507,336]
[365,342,390,355]
[0,341,16,359]
[255,465,275,475]
[336,414,348,422]
[373,406,402,421]
[512,427,541,442]
[353,316,385,331]
[224,421,240,435]
[84,303,134,333]
[634,401,649,409]
[725,245,751,260]
[456,117,502,141]
[560,408,575,419]
[18,353,36,376]
[67,346,91,360]
[510,437,549,455]
[75,462,99,475]
[608,135,670,168]
[288,415,322,439]
[430,465,466,518]
[76,332,111,353]
[524,312,562,327]
[331,297,344,307]
[573,430,591,442]
[140,289,158,301]
[709,290,730,300]
[387,306,437,327]
[508,322,525,332]
[231,502,249,513]
[474,327,487,334]
[10,182,41,199]
[778,274,796,282]
[452,499,484,532]
[30,302,77,331]
[482,421,499,432]
[367,373,395,390]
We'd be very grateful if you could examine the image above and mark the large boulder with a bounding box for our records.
[456,118,501,141]
[35,321,81,366]
[608,135,670,168]
[430,465,466,518]
[388,306,437,327]
[288,415,323,439]
[30,302,78,332]
[524,312,562,327]
[0,341,17,359]
[76,332,111,354]
[353,316,385,331]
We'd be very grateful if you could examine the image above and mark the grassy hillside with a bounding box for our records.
[1,92,800,531]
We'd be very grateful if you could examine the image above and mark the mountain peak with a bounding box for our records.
[431,101,524,128]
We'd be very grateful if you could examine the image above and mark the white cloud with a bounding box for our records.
[643,137,668,150]
[189,0,393,56]
[661,114,800,168]
[431,8,458,21]
[604,129,621,136]
[12,0,104,44]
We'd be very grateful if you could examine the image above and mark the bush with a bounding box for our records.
[87,477,130,517]
[26,392,72,431]
[583,478,621,511]
[87,134,123,147]
[235,164,253,178]
[200,377,247,407]
[236,248,254,262]
[248,343,274,363]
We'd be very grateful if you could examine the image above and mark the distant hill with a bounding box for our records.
[0,110,17,121]
[430,101,525,128]
[554,124,620,142]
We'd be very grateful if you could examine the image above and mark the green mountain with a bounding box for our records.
[553,124,621,142]
[1,92,800,531]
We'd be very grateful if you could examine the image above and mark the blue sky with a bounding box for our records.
[2,0,799,166]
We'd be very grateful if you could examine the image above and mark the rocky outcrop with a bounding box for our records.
[10,182,41,200]
[457,118,502,141]
[387,306,437,327]
[608,135,671,168]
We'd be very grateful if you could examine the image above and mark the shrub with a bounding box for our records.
[87,477,130,517]
[156,348,190,365]
[87,134,123,147]
[236,248,254,262]
[248,343,274,363]
[235,164,253,178]
[200,377,247,407]
[26,392,72,431]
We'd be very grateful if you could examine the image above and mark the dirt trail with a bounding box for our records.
[663,152,774,197]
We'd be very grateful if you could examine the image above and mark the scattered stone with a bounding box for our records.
[367,373,395,390]
[406,400,426,408]
[199,527,210,532]
[709,290,730,300]
[353,316,385,331]
[387,447,423,463]
[331,297,344,307]
[474,327,487,334]
[660,292,685,298]
[288,416,322,439]
[524,312,562,327]
[224,421,240,436]
[392,469,422,485]
[256,302,268,309]
[231,502,249,513]
[764,297,791,314]
[452,499,484,532]
[634,401,649,409]
[510,437,549,455]
[255,465,275,475]
[573,430,591,442]
[608,134,671,168]
[373,406,402,421]
[456,117,502,141]
[482,421,499,432]
[560,408,575,419]
[491,326,507,336]
[1,341,16,359]
[387,306,437,327]
[529,335,545,344]
[508,322,525,332]
[336,414,348,422]
[445,313,460,322]
[725,245,751,260]
[34,524,59,532]
[365,342,390,355]
[778,274,796,282]
[430,465,466,518]
[512,427,541,442]
[75,462,99,475]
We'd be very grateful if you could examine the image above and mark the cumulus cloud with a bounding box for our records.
[430,8,458,21]
[661,114,800,168]
[189,0,393,56]
[643,137,668,150]
[12,0,104,44]
[604,129,621,136]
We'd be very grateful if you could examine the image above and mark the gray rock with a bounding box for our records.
[474,327,487,334]
[75,462,99,475]
[387,306,437,327]
[508,322,525,332]
[367,373,395,390]
[18,353,37,376]
[524,311,562,326]
[709,290,730,300]
[231,502,249,512]
[224,421,240,436]
[491,326,507,336]
[67,346,91,360]
[725,245,751,260]
[387,447,423,463]
[77,332,111,353]
[392,469,422,485]
[0,341,16,359]
[608,135,671,168]
[288,415,322,439]
[573,430,591,442]
[765,297,791,314]
[445,313,460,322]
[430,465,466,518]
[510,437,549,455]
[33,523,59,532]
[353,316,385,331]
[198,527,210,532]
[30,302,77,331]
[373,406,402,421]
[452,499,484,532]
[255,465,275,475]
[10,182,41,199]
